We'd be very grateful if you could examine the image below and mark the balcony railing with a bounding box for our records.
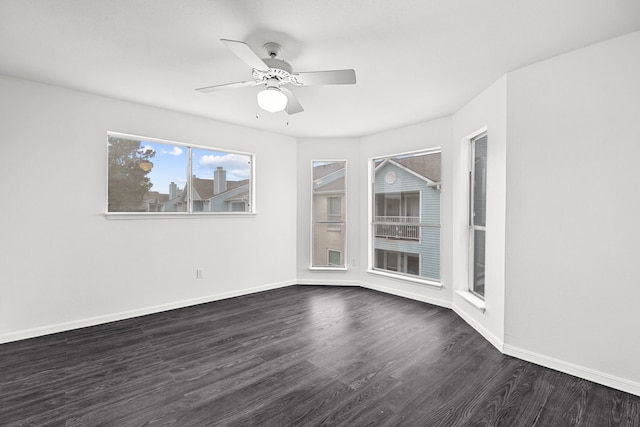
[374,216,420,240]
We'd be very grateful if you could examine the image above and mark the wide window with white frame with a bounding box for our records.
[369,149,441,284]
[311,160,346,269]
[107,132,253,214]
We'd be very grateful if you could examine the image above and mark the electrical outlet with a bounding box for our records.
[196,268,204,279]
[351,258,357,267]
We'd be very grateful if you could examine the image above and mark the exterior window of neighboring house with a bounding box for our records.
[375,250,419,275]
[470,133,487,298]
[327,196,342,230]
[230,201,246,212]
[311,160,346,269]
[107,132,253,214]
[328,249,342,266]
[370,149,441,284]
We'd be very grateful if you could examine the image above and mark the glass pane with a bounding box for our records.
[472,229,486,297]
[407,254,419,276]
[372,150,441,282]
[108,136,187,212]
[312,223,345,267]
[312,161,346,268]
[328,250,341,266]
[473,135,487,227]
[386,251,399,271]
[191,148,252,213]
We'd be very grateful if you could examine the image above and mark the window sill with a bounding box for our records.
[367,269,442,289]
[456,290,486,313]
[105,212,257,220]
[309,266,348,271]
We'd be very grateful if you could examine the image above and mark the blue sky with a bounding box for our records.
[139,141,251,194]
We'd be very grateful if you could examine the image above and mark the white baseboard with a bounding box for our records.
[359,281,451,309]
[297,279,451,309]
[504,344,640,397]
[0,279,296,345]
[452,302,504,352]
[297,279,362,287]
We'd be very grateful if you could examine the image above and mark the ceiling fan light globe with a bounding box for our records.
[257,87,288,112]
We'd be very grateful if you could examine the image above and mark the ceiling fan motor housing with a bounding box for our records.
[253,57,294,85]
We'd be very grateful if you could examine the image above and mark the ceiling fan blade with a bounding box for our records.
[281,87,304,115]
[220,39,268,71]
[195,80,259,93]
[292,69,356,86]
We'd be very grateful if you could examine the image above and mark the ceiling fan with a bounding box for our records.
[195,39,357,115]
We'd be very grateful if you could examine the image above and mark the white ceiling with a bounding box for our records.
[1,1,639,138]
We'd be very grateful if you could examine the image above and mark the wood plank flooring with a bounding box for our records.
[1,285,639,426]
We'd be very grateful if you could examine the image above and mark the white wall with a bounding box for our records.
[0,75,298,343]
[359,118,453,307]
[296,138,361,285]
[504,31,640,394]
[451,76,508,350]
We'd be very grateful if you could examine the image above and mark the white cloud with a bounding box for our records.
[162,146,183,156]
[198,153,251,180]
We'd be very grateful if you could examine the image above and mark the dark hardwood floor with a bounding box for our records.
[1,285,639,426]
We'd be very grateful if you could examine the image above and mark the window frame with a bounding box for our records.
[310,159,347,270]
[105,131,256,219]
[469,131,488,299]
[367,147,442,288]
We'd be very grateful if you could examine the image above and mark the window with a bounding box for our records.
[328,250,342,266]
[327,196,342,231]
[311,161,346,269]
[370,149,441,284]
[469,133,487,298]
[327,196,342,222]
[375,250,420,276]
[107,132,253,214]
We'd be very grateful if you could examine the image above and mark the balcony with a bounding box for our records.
[374,216,419,240]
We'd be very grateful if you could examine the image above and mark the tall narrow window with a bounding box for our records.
[311,161,346,269]
[470,133,488,297]
[370,149,441,284]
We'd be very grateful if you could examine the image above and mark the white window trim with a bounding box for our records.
[367,268,443,289]
[456,290,486,312]
[106,212,257,220]
[468,130,488,299]
[105,131,256,217]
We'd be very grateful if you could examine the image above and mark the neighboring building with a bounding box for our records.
[312,162,346,267]
[145,166,250,213]
[373,153,441,280]
[142,191,170,212]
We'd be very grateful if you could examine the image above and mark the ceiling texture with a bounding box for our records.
[1,0,639,138]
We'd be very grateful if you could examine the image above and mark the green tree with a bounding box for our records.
[108,136,155,212]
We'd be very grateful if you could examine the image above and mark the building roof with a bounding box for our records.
[192,177,250,200]
[313,162,344,180]
[315,176,345,192]
[225,190,250,202]
[192,177,214,199]
[392,152,441,182]
[313,162,346,193]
